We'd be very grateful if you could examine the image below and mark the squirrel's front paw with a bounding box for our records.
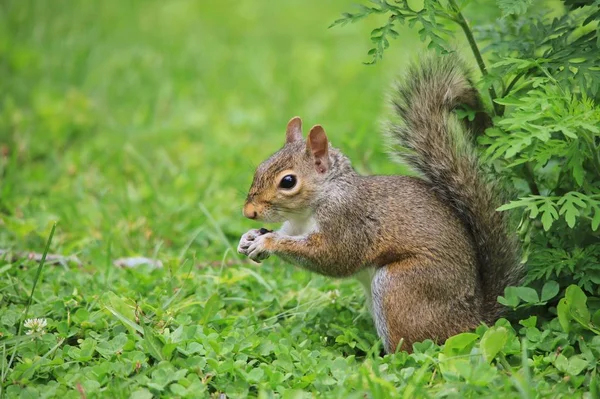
[238,229,260,255]
[238,229,274,262]
[247,233,274,262]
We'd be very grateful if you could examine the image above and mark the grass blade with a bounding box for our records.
[1,222,57,383]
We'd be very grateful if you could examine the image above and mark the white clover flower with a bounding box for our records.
[327,289,340,303]
[24,318,47,335]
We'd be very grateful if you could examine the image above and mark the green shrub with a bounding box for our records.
[333,0,600,394]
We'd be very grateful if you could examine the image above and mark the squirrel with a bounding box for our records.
[237,54,523,353]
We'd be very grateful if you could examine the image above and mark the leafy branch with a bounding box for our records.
[498,192,600,231]
[447,0,501,115]
[331,0,501,114]
[330,0,454,64]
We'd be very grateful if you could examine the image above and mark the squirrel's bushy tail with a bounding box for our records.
[388,54,522,321]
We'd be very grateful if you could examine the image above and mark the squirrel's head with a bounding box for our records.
[243,116,342,222]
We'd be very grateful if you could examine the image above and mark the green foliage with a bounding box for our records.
[1,0,600,396]
[333,0,600,280]
[332,0,600,396]
[498,281,561,310]
[496,0,534,16]
[3,255,600,397]
[330,0,456,63]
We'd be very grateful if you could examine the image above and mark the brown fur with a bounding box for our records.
[388,54,523,322]
[238,54,522,353]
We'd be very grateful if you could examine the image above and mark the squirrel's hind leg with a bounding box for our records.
[371,259,482,353]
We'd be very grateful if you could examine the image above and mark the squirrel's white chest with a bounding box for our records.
[279,215,319,236]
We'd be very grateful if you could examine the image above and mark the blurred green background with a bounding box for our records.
[2,2,551,397]
[4,1,599,397]
[1,0,423,260]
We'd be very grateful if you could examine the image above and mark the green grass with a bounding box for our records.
[0,1,594,398]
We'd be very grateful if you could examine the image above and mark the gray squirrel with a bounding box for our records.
[237,54,522,353]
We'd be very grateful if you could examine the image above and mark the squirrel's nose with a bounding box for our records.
[243,203,258,219]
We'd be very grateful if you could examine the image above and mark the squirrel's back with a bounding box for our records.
[387,54,523,321]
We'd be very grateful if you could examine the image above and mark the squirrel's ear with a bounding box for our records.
[285,116,303,144]
[307,125,329,173]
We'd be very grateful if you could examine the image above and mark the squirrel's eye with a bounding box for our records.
[279,174,297,189]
